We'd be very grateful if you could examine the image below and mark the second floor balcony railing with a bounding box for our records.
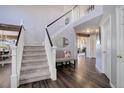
[45,5,95,47]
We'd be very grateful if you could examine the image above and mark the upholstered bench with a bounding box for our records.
[56,50,76,68]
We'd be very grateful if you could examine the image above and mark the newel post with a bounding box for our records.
[11,46,17,88]
[51,46,57,80]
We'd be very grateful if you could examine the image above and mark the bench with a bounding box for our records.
[56,50,76,68]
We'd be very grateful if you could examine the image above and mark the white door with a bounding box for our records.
[101,15,111,80]
[116,6,124,88]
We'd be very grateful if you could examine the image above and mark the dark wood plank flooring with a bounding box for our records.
[19,55,111,88]
[0,64,11,88]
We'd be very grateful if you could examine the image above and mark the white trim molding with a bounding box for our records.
[11,46,17,88]
[101,14,112,81]
[96,64,103,73]
[110,82,116,88]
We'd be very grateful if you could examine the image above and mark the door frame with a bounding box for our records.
[101,15,112,81]
[116,6,124,88]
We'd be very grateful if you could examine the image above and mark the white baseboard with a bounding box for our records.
[110,82,115,88]
[11,75,18,88]
[51,69,57,81]
[96,65,116,88]
[96,65,103,73]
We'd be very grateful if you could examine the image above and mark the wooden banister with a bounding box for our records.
[46,28,53,47]
[47,5,78,27]
[16,26,23,46]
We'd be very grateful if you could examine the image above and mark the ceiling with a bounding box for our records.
[0,23,20,40]
[74,15,102,34]
[0,23,21,31]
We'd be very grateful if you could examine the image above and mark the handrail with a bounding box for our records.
[45,28,53,46]
[47,5,78,27]
[16,26,23,46]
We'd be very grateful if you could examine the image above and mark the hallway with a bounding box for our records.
[19,55,111,88]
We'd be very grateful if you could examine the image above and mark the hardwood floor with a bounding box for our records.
[19,55,111,88]
[0,64,11,88]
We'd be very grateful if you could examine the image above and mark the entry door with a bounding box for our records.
[101,15,111,80]
[116,6,124,88]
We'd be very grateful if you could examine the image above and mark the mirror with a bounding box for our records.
[53,37,69,48]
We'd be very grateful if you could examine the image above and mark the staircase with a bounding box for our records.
[19,46,50,85]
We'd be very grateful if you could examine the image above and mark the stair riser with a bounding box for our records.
[20,70,50,80]
[22,60,47,63]
[23,55,46,60]
[23,54,46,57]
[22,61,47,66]
[20,75,50,85]
[21,67,49,75]
[21,63,49,71]
[23,51,45,55]
[24,46,44,50]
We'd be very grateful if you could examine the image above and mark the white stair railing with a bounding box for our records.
[11,26,25,88]
[44,27,57,80]
[11,46,18,88]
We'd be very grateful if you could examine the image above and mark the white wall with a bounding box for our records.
[96,31,102,72]
[0,5,64,45]
[79,5,89,17]
[52,23,77,58]
[100,5,117,87]
[90,34,96,58]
